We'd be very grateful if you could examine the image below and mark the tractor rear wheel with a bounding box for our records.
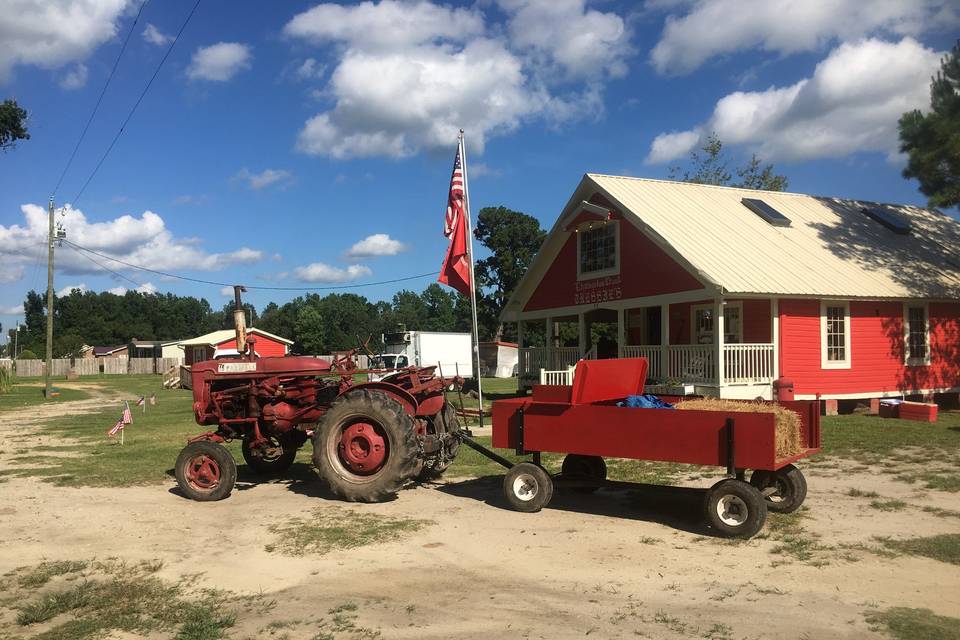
[175,440,237,501]
[241,434,299,475]
[313,390,418,502]
[418,403,461,480]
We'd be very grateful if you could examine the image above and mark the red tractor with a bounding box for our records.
[174,288,461,502]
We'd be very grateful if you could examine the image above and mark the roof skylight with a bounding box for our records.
[861,206,911,235]
[741,198,791,227]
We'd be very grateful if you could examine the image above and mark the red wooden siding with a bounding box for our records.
[667,299,771,345]
[524,201,703,312]
[216,335,287,357]
[779,299,960,395]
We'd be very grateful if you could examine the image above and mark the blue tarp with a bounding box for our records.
[617,394,674,409]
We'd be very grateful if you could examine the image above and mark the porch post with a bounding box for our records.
[715,298,725,391]
[517,319,525,377]
[660,304,669,380]
[545,316,554,370]
[578,312,586,359]
[617,308,625,358]
[772,298,780,381]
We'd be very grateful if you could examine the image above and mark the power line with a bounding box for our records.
[71,0,202,207]
[62,239,440,291]
[51,0,150,198]
[63,242,142,288]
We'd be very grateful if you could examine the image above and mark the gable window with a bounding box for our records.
[820,301,851,369]
[904,303,930,366]
[577,221,619,279]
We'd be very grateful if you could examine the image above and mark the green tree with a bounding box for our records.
[899,40,960,209]
[0,99,29,151]
[295,306,326,355]
[668,133,788,191]
[473,206,546,341]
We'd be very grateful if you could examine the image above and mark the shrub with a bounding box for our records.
[0,367,10,393]
[16,349,38,360]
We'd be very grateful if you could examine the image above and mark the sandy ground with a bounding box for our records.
[1,393,958,639]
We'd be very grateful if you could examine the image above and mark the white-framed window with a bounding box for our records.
[904,302,930,366]
[691,302,742,344]
[576,220,619,280]
[820,301,851,369]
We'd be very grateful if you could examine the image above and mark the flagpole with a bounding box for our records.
[458,129,484,429]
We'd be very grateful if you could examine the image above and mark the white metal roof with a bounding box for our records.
[178,327,294,347]
[509,174,960,314]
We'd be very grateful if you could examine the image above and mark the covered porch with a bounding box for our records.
[516,296,779,399]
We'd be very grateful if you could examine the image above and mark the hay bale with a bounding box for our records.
[675,398,802,459]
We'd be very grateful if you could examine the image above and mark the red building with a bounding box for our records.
[503,175,960,402]
[179,328,292,365]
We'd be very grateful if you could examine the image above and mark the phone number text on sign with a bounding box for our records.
[574,276,622,305]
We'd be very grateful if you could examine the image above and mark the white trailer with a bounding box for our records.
[371,331,473,381]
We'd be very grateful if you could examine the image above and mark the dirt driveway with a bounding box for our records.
[1,394,958,639]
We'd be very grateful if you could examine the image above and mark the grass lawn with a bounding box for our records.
[0,380,90,409]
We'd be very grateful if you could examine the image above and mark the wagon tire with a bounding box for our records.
[175,441,237,502]
[704,479,767,539]
[241,434,298,475]
[749,464,807,513]
[503,462,553,513]
[313,390,418,503]
[418,403,461,481]
[561,454,606,492]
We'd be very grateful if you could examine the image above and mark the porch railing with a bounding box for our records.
[724,343,775,383]
[665,344,716,384]
[622,345,662,379]
[518,346,582,378]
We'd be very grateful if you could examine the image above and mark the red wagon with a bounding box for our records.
[465,358,821,538]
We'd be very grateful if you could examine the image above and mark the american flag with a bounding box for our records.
[136,396,145,407]
[444,146,464,238]
[107,417,124,436]
[122,402,133,424]
[438,140,472,296]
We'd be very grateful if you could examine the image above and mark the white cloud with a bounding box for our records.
[186,42,252,81]
[107,286,127,295]
[0,203,264,278]
[295,57,325,80]
[59,62,88,90]
[283,0,484,49]
[135,282,157,294]
[57,283,87,296]
[646,38,942,163]
[0,0,129,82]
[645,129,700,164]
[499,0,630,79]
[220,286,234,296]
[142,23,171,46]
[650,0,958,75]
[286,0,629,159]
[0,304,24,315]
[345,234,407,259]
[293,263,372,283]
[0,266,24,284]
[232,168,293,190]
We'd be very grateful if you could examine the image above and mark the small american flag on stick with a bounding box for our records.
[107,417,124,437]
[122,402,133,424]
[136,396,145,407]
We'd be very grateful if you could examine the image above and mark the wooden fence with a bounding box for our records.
[128,358,154,375]
[73,359,100,376]
[15,360,43,377]
[103,357,128,375]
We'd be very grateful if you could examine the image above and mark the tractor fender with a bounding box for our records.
[345,382,419,417]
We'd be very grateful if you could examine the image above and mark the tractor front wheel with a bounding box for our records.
[241,434,299,475]
[175,441,237,501]
[313,390,418,502]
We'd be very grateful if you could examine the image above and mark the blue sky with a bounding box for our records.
[1,0,957,337]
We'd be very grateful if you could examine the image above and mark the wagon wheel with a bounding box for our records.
[313,390,418,502]
[703,479,767,538]
[749,465,807,513]
[503,462,554,513]
[175,441,237,502]
[560,454,606,492]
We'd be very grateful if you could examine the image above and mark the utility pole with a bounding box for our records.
[44,197,55,398]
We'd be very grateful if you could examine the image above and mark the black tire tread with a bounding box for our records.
[704,479,767,539]
[312,389,418,503]
[503,462,554,513]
